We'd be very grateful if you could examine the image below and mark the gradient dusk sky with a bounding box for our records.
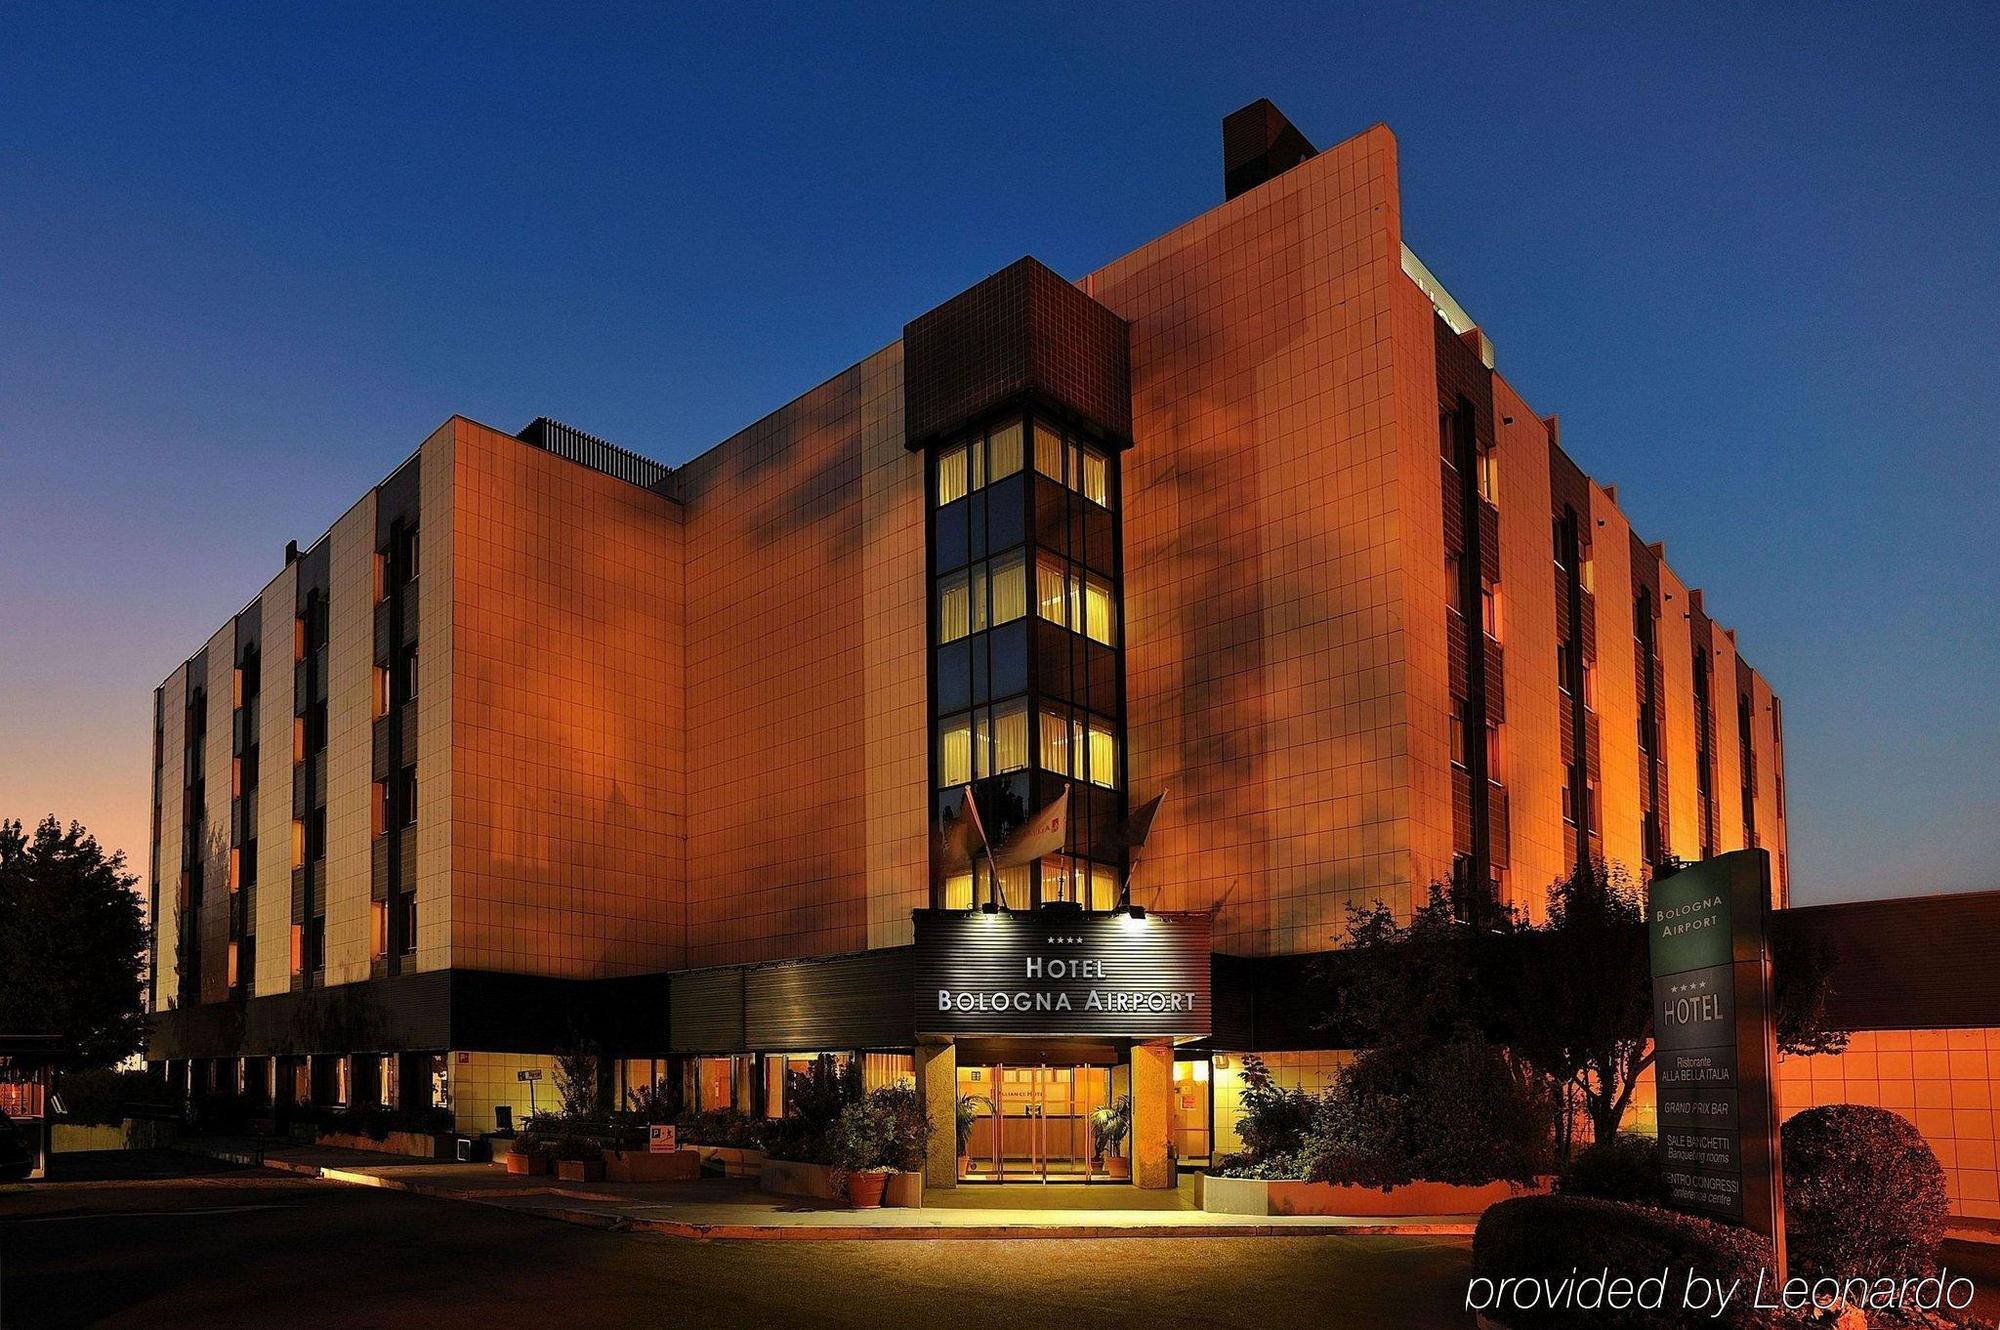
[2,4,1995,908]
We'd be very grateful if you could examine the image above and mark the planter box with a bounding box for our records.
[1196,1173,1539,1217]
[882,1170,924,1208]
[603,1149,701,1183]
[504,1151,549,1176]
[314,1129,446,1159]
[555,1158,605,1183]
[760,1160,924,1207]
[52,1123,126,1153]
[692,1145,766,1178]
[54,1118,181,1153]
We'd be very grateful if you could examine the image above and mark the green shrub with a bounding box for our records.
[1473,1195,1780,1329]
[1224,1056,1320,1168]
[673,1107,762,1150]
[1783,1104,1947,1282]
[1559,1132,1665,1203]
[867,1083,932,1173]
[1305,1042,1554,1188]
[550,1133,604,1163]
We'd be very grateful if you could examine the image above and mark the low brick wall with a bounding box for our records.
[315,1129,445,1159]
[1198,1173,1535,1216]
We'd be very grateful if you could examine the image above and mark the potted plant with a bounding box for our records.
[830,1099,891,1209]
[955,1093,990,1177]
[505,1129,549,1176]
[1091,1094,1132,1181]
[551,1133,605,1183]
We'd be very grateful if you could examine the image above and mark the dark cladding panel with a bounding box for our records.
[913,910,1210,1039]
[146,968,453,1060]
[743,949,916,1051]
[1774,892,2000,1032]
[903,257,1131,450]
[1223,98,1319,201]
[670,967,746,1053]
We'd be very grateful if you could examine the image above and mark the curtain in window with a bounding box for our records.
[990,551,1026,624]
[1083,577,1115,645]
[1087,723,1117,789]
[1089,864,1119,911]
[938,445,970,505]
[1040,710,1070,777]
[937,574,970,643]
[940,716,972,786]
[1034,423,1065,483]
[1080,447,1110,507]
[991,702,1028,774]
[988,419,1023,479]
[1037,558,1068,626]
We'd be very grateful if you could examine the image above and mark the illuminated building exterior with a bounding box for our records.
[147,102,1833,1192]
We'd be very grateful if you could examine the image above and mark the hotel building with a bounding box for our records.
[146,101,1823,1192]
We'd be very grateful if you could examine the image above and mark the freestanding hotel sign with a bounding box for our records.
[1648,850,1786,1274]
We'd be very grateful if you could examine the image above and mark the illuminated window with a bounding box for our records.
[334,1055,351,1107]
[1481,580,1501,640]
[380,1055,398,1109]
[937,572,970,643]
[1079,446,1110,508]
[291,819,305,870]
[1039,710,1071,778]
[1476,446,1499,504]
[937,443,971,506]
[1486,722,1505,784]
[293,616,307,663]
[1081,576,1116,645]
[944,871,974,911]
[989,550,1026,625]
[374,666,392,718]
[1086,723,1118,789]
[939,715,972,787]
[226,940,239,988]
[989,701,1028,776]
[1450,697,1468,769]
[292,716,306,764]
[1034,422,1065,483]
[373,550,387,604]
[372,782,388,838]
[1089,863,1118,911]
[289,922,304,975]
[228,846,242,893]
[987,419,1023,480]
[232,667,245,709]
[371,900,388,959]
[1037,557,1067,626]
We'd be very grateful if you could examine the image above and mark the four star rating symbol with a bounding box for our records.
[1044,935,1085,945]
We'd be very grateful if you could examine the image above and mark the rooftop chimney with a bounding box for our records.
[1223,98,1318,201]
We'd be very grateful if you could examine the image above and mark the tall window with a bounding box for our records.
[933,418,1022,508]
[1036,557,1117,646]
[1033,420,1113,510]
[936,551,1026,644]
[937,700,1029,786]
[1038,706,1119,788]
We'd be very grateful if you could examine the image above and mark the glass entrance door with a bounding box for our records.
[957,1063,1114,1182]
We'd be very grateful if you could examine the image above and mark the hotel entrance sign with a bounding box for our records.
[912,909,1211,1038]
[1647,850,1785,1274]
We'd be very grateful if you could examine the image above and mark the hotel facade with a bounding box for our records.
[147,103,1830,1192]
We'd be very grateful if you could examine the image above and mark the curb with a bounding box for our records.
[248,1156,1476,1240]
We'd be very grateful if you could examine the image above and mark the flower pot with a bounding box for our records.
[505,1151,549,1176]
[1102,1155,1131,1180]
[556,1158,605,1183]
[846,1170,890,1209]
[883,1170,924,1208]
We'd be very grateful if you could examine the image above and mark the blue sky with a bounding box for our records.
[2,2,1995,904]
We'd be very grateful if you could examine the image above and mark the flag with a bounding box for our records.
[993,787,1070,869]
[1122,790,1166,857]
[939,785,988,871]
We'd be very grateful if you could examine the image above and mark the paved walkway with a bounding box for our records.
[172,1137,1481,1239]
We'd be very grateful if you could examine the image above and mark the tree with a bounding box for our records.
[0,817,150,1067]
[553,1038,601,1117]
[1335,857,1847,1161]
